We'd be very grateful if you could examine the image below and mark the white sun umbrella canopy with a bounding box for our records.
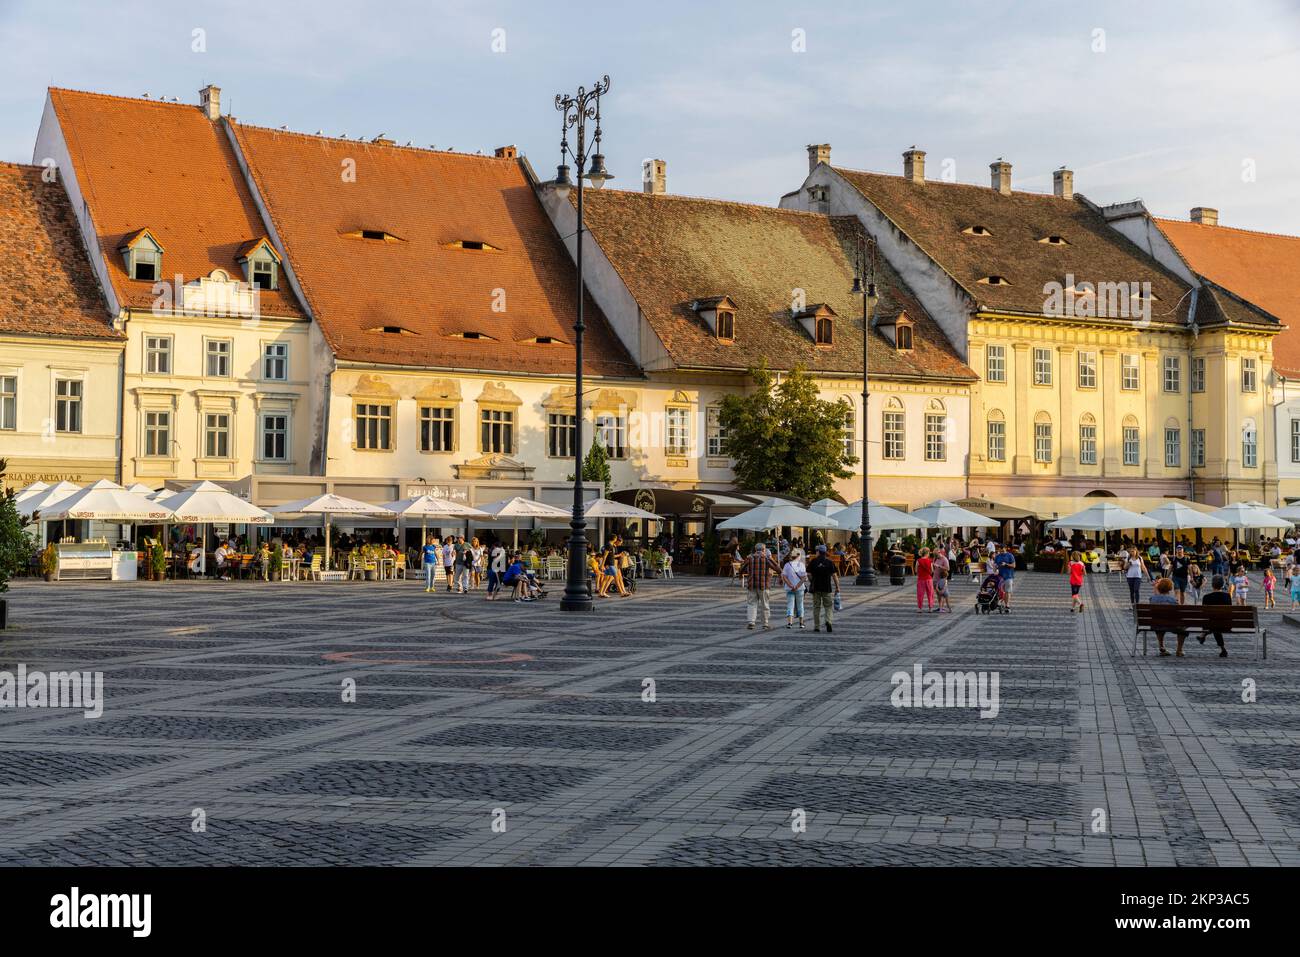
[13,480,50,505]
[717,498,839,534]
[125,482,155,495]
[40,479,174,523]
[577,497,663,547]
[833,499,931,532]
[1272,503,1300,525]
[1210,503,1291,531]
[380,494,490,551]
[17,480,81,517]
[911,500,1000,530]
[268,493,395,567]
[161,481,273,574]
[477,496,572,548]
[1142,501,1229,530]
[1048,502,1157,532]
[807,498,846,517]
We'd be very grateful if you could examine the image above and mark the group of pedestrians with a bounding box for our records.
[740,542,840,632]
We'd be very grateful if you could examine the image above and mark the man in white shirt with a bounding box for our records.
[214,540,236,580]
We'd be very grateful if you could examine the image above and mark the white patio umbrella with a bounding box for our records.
[477,496,572,548]
[716,498,839,533]
[1143,502,1229,531]
[380,494,490,553]
[13,480,50,505]
[17,480,80,517]
[832,500,932,532]
[1048,502,1157,532]
[807,498,847,516]
[268,493,395,568]
[911,499,1000,530]
[1210,502,1290,531]
[1272,503,1300,525]
[125,482,155,495]
[159,481,274,575]
[41,479,174,523]
[578,497,662,548]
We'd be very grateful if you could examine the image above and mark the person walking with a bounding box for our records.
[915,547,935,613]
[1231,565,1250,606]
[441,537,455,592]
[806,543,840,633]
[995,544,1016,610]
[1171,545,1190,604]
[1124,549,1146,605]
[1068,550,1086,613]
[934,563,952,613]
[741,542,782,630]
[781,547,808,629]
[1263,566,1277,609]
[422,536,440,593]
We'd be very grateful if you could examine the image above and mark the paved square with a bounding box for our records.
[1,570,1298,866]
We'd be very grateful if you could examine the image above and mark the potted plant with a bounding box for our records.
[39,543,57,582]
[268,547,284,581]
[151,541,166,581]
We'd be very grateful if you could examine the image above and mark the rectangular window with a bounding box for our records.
[55,378,82,433]
[883,410,905,460]
[1034,421,1052,463]
[595,414,627,459]
[1191,356,1206,393]
[480,408,514,454]
[420,406,455,453]
[1121,353,1139,391]
[143,410,170,456]
[261,413,287,460]
[716,311,734,341]
[547,413,576,458]
[1192,429,1206,468]
[131,247,159,282]
[263,343,288,381]
[665,407,690,455]
[1123,426,1140,466]
[0,375,15,430]
[841,407,855,460]
[145,335,171,374]
[924,413,946,461]
[1163,355,1180,393]
[1243,430,1257,468]
[1242,357,1257,393]
[204,412,230,458]
[1032,347,1052,385]
[986,420,1005,462]
[206,340,231,378]
[707,407,728,457]
[1293,420,1300,464]
[1165,427,1180,467]
[1079,424,1097,465]
[355,402,392,451]
[1077,350,1097,389]
[251,259,276,290]
[985,345,1006,383]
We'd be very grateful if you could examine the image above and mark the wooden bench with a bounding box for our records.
[1133,603,1267,659]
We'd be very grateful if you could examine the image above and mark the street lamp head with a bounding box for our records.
[585,153,613,189]
[851,276,863,295]
[552,163,573,198]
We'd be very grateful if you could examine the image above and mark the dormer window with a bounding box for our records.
[962,225,992,236]
[793,303,837,346]
[444,240,501,251]
[877,310,915,351]
[520,335,566,345]
[1039,235,1070,246]
[815,316,833,345]
[978,275,1011,286]
[365,325,417,336]
[119,229,163,282]
[716,310,734,342]
[896,324,913,350]
[340,229,405,243]
[446,331,497,341]
[691,295,738,341]
[237,237,280,291]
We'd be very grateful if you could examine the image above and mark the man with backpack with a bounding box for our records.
[806,544,840,633]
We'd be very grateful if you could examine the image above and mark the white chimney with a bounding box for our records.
[643,159,666,195]
[1053,167,1073,200]
[990,159,1012,196]
[807,143,831,174]
[903,147,925,184]
[1191,206,1219,226]
[199,84,221,120]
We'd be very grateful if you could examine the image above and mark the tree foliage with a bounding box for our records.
[580,437,612,496]
[718,362,857,501]
[0,459,36,594]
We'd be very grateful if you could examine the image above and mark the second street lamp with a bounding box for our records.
[553,75,613,613]
[852,235,877,586]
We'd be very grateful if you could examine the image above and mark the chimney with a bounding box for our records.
[494,145,518,159]
[1053,167,1074,200]
[1191,206,1219,226]
[643,158,667,195]
[902,147,926,184]
[990,159,1012,195]
[807,143,831,174]
[199,84,221,121]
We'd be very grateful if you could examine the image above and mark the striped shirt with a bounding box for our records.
[741,552,782,590]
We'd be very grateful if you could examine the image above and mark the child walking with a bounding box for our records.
[1263,567,1277,609]
[1231,566,1250,606]
[1068,550,1086,613]
[1289,567,1300,611]
[1188,563,1205,603]
[934,565,952,613]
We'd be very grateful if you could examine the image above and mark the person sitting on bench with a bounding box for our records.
[1149,577,1182,657]
[1199,574,1231,658]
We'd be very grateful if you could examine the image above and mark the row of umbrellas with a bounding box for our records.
[718,498,999,534]
[1047,500,1296,533]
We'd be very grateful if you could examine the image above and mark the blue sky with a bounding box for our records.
[2,0,1298,231]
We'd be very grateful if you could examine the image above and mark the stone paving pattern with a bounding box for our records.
[0,568,1298,866]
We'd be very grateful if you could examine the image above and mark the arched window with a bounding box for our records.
[1034,412,1053,464]
[882,397,905,460]
[1122,415,1140,466]
[1078,413,1097,466]
[986,409,1005,462]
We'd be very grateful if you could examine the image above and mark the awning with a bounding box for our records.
[952,497,1038,521]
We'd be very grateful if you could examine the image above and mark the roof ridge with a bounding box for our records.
[233,120,511,160]
[593,188,833,218]
[0,161,42,173]
[49,86,198,109]
[832,164,1069,201]
[1155,216,1300,243]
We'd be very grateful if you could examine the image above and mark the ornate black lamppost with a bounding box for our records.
[851,235,877,585]
[552,75,613,612]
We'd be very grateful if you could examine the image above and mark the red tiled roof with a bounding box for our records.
[1157,217,1300,374]
[578,189,976,381]
[229,124,639,378]
[48,89,306,320]
[0,162,118,340]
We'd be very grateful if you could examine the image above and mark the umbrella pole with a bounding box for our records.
[326,517,332,570]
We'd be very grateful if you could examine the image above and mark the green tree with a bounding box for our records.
[718,362,857,501]
[579,437,612,496]
[0,459,36,594]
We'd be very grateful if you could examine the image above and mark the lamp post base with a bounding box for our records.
[559,593,595,611]
[855,568,876,586]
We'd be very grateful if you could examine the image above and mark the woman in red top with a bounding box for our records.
[1068,550,1087,613]
[915,547,935,612]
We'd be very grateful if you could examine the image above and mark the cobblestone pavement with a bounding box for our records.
[1,569,1298,866]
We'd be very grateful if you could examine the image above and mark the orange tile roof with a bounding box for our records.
[1156,217,1300,374]
[0,162,118,340]
[48,89,306,320]
[579,189,976,381]
[229,124,639,378]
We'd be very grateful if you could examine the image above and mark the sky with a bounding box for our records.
[1,0,1298,232]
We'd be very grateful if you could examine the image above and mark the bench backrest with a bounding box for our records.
[1135,603,1258,632]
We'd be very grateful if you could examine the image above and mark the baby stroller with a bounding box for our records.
[975,573,1008,614]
